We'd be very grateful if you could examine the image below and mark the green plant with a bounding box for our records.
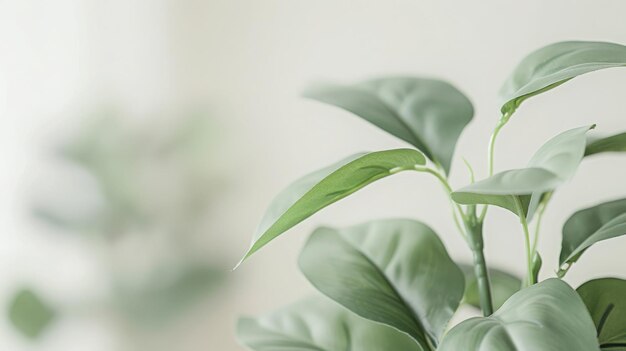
[236,41,626,350]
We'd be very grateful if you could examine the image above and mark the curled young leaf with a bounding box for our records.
[578,278,626,350]
[500,41,626,114]
[237,296,422,351]
[439,279,600,351]
[238,149,426,266]
[299,219,464,348]
[559,198,626,276]
[304,77,474,174]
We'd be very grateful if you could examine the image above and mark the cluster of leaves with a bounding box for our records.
[236,41,626,350]
[9,112,225,340]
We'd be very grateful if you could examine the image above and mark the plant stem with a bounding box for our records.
[415,165,493,315]
[464,219,494,316]
[512,196,535,286]
[479,112,513,222]
[414,166,469,224]
[531,192,552,256]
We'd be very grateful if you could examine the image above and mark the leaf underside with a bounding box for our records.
[578,278,626,350]
[559,198,626,274]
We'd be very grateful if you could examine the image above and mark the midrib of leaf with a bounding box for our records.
[597,303,615,337]
[477,320,519,350]
[567,215,626,263]
[339,319,353,351]
[247,164,414,259]
[337,234,433,349]
[361,89,432,160]
[324,165,406,198]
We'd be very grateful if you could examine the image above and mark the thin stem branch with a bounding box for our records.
[531,192,552,255]
[414,165,469,224]
[512,196,535,286]
[462,158,476,184]
[414,164,493,315]
[479,112,513,222]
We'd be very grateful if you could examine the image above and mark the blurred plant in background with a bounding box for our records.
[7,109,228,349]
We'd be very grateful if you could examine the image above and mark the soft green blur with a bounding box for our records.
[8,109,229,349]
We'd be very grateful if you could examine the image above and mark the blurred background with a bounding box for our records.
[2,1,626,350]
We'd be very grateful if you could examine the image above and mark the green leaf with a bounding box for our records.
[439,279,600,351]
[458,264,521,311]
[238,149,426,266]
[500,41,626,114]
[586,132,626,157]
[236,296,422,351]
[9,289,55,339]
[298,219,464,348]
[452,125,593,217]
[559,198,626,276]
[578,278,626,350]
[303,77,474,173]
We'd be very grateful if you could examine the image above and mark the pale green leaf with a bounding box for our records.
[303,77,473,173]
[238,149,426,265]
[236,296,422,351]
[298,219,464,348]
[578,278,626,350]
[500,41,626,114]
[439,279,600,351]
[452,125,593,217]
[559,198,626,276]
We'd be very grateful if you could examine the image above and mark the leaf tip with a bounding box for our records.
[233,248,254,271]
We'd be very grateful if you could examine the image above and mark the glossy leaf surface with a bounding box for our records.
[452,126,592,216]
[299,219,464,347]
[439,279,600,351]
[578,278,626,350]
[239,149,426,265]
[303,77,473,173]
[559,198,626,273]
[500,41,626,114]
[459,264,521,311]
[237,296,422,351]
[586,132,626,157]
